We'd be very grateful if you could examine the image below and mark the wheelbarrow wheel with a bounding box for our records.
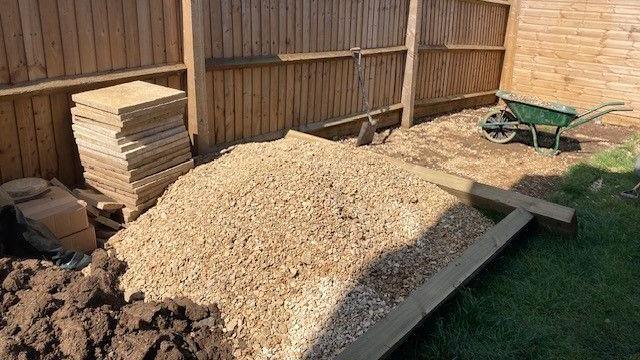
[480,109,518,144]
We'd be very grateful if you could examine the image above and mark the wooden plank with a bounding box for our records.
[260,0,270,133]
[337,208,533,360]
[73,188,124,211]
[19,0,46,81]
[38,1,64,77]
[182,0,210,153]
[54,0,82,75]
[0,101,23,181]
[388,160,575,234]
[420,44,506,51]
[0,64,186,101]
[14,98,40,177]
[74,0,98,73]
[232,0,244,138]
[1,0,40,177]
[286,129,575,234]
[415,89,498,107]
[467,0,510,6]
[1,0,28,83]
[137,0,154,66]
[91,0,113,71]
[19,0,58,180]
[299,103,404,133]
[400,0,423,128]
[205,46,408,70]
[32,96,58,179]
[500,0,520,89]
[149,0,166,64]
[123,0,142,68]
[50,93,77,185]
[106,0,127,70]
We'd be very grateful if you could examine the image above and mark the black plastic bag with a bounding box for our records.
[0,204,91,269]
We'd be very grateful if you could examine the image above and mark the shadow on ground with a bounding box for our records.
[303,142,640,359]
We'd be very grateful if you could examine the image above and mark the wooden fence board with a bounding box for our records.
[0,0,509,184]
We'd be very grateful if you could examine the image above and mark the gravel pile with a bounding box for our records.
[110,137,493,359]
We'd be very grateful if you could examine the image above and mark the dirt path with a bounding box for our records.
[343,107,635,198]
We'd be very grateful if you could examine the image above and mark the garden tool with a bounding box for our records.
[351,47,377,146]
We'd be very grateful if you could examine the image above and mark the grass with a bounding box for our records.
[390,137,640,360]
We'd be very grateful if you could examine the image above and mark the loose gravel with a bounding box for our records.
[109,137,493,359]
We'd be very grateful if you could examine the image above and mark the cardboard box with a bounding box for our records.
[17,186,90,239]
[59,225,97,254]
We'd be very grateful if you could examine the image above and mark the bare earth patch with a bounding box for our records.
[110,137,492,359]
[342,107,634,198]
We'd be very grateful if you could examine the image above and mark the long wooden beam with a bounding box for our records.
[299,103,404,133]
[382,158,576,234]
[415,90,498,107]
[400,0,423,128]
[182,0,211,153]
[337,208,534,360]
[0,64,186,101]
[420,45,506,51]
[500,0,521,90]
[205,45,407,70]
[465,0,511,6]
[285,130,577,235]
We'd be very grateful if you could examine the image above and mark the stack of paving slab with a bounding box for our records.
[71,81,193,222]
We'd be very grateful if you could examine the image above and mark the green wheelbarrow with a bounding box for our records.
[479,90,633,155]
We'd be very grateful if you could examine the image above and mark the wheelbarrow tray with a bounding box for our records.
[496,90,577,127]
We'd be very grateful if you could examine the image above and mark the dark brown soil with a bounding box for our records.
[0,250,233,360]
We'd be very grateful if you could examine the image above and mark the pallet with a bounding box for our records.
[284,130,576,359]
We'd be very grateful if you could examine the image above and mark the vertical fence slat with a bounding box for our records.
[400,0,422,127]
[182,0,210,152]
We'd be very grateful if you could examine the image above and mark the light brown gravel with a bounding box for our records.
[109,137,492,359]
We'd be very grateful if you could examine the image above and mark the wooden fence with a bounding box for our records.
[504,0,640,127]
[0,0,514,186]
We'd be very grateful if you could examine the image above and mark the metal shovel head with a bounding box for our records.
[356,120,377,146]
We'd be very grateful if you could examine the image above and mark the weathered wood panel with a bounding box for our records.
[0,0,184,185]
[415,0,509,111]
[509,0,640,127]
[203,0,509,146]
[0,0,510,184]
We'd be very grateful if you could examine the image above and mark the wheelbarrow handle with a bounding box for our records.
[568,105,633,130]
[602,101,626,106]
[579,101,627,118]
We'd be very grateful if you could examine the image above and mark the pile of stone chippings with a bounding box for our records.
[110,137,493,359]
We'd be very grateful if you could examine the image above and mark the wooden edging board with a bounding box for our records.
[338,208,534,360]
[283,130,574,358]
[285,130,576,235]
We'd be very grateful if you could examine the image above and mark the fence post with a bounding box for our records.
[500,0,520,90]
[182,0,211,153]
[400,0,423,128]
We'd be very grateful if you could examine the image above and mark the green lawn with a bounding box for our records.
[391,137,640,360]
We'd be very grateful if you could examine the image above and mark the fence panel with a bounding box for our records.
[414,0,509,117]
[0,0,184,185]
[0,0,512,185]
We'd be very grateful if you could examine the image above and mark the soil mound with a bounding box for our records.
[0,249,232,360]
